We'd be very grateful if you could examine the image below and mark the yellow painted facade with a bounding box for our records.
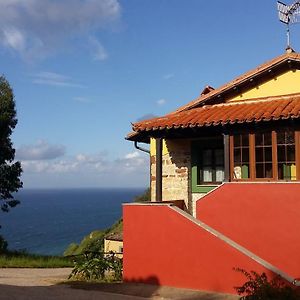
[150,138,169,156]
[228,70,300,102]
[104,239,123,258]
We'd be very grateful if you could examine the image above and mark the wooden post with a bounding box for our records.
[156,138,163,202]
[223,134,230,182]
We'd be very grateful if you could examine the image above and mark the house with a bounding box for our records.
[104,232,123,258]
[123,50,300,294]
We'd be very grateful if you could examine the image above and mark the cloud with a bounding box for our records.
[0,0,121,61]
[88,36,108,61]
[136,113,157,122]
[163,73,174,80]
[21,150,147,175]
[157,98,166,106]
[16,140,65,160]
[32,72,85,88]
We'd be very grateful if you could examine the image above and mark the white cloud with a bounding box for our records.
[157,98,166,105]
[0,0,121,61]
[163,73,174,80]
[125,151,140,159]
[89,36,108,61]
[16,140,65,160]
[32,72,85,88]
[20,150,148,175]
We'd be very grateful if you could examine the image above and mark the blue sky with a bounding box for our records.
[2,0,300,188]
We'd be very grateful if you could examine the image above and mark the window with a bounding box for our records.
[231,129,298,181]
[277,130,296,180]
[233,134,250,179]
[199,148,224,183]
[255,132,273,178]
[192,138,224,187]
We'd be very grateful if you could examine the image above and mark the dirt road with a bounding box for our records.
[0,268,239,300]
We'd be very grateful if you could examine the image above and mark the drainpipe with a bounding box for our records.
[134,141,150,154]
[155,138,163,202]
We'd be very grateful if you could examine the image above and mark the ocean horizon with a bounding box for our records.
[0,187,145,255]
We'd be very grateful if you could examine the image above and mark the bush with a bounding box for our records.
[69,252,122,282]
[234,268,300,300]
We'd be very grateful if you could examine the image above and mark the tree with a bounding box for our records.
[0,76,23,213]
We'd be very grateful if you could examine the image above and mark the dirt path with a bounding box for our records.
[0,268,239,300]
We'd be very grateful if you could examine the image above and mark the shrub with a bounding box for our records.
[234,268,300,300]
[69,251,122,282]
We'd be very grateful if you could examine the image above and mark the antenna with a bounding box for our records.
[277,1,300,49]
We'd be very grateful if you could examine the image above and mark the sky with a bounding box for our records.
[2,0,300,188]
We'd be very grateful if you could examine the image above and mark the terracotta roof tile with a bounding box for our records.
[132,94,300,133]
[175,52,300,113]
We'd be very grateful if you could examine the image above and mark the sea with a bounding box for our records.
[0,188,144,256]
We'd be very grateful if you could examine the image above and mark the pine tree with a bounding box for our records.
[0,76,23,212]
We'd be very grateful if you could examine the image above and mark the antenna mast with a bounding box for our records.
[277,1,300,49]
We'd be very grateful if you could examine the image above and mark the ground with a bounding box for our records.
[0,268,239,299]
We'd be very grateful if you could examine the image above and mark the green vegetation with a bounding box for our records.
[64,218,123,256]
[234,268,300,300]
[69,252,122,282]
[134,187,150,202]
[0,251,73,268]
[0,76,23,213]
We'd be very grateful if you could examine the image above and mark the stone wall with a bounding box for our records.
[151,139,192,212]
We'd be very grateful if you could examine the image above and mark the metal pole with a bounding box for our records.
[155,138,162,202]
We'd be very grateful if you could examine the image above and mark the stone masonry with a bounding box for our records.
[151,139,192,212]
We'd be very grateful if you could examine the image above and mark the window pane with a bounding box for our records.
[242,134,249,146]
[215,149,224,165]
[277,132,285,144]
[287,145,295,161]
[265,147,272,162]
[256,163,264,178]
[234,166,242,179]
[234,135,241,147]
[255,133,263,146]
[241,164,249,179]
[286,131,295,144]
[264,132,272,146]
[265,163,273,178]
[291,164,297,180]
[278,163,284,179]
[242,148,249,163]
[234,149,241,163]
[277,145,285,162]
[283,164,291,180]
[216,168,224,182]
[203,168,212,182]
[255,147,263,162]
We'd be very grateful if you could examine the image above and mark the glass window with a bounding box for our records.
[233,134,250,179]
[277,130,296,180]
[198,148,224,184]
[255,132,273,178]
[232,130,297,181]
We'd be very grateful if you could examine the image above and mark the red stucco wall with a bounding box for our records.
[196,183,300,279]
[123,204,277,294]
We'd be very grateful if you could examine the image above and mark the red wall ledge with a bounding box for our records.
[123,203,291,294]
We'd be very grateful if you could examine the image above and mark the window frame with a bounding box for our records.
[230,129,300,182]
[191,137,225,191]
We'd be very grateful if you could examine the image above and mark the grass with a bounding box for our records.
[0,251,74,268]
